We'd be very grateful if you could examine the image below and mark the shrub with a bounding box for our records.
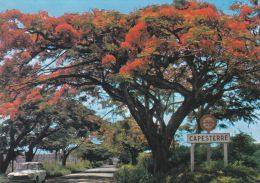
[43,161,71,178]
[173,160,259,183]
[169,146,190,167]
[136,152,153,170]
[114,164,138,183]
[199,160,224,172]
[223,162,257,183]
[66,161,91,173]
[91,161,105,168]
[114,164,155,183]
[114,153,156,183]
[0,174,7,183]
[210,176,243,183]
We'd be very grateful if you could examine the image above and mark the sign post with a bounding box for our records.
[188,114,231,172]
[224,143,228,166]
[200,115,216,165]
[191,143,195,172]
[187,133,231,171]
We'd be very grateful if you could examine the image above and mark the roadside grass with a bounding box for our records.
[0,174,7,183]
[256,174,260,182]
[43,160,105,178]
[66,161,91,173]
[43,161,71,178]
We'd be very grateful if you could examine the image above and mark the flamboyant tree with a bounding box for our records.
[20,95,100,162]
[0,1,259,172]
[0,89,100,173]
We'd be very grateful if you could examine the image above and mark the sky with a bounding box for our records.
[0,0,237,16]
[0,0,259,143]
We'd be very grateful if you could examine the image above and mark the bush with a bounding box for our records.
[223,162,257,183]
[66,161,91,173]
[43,161,71,178]
[210,176,243,183]
[43,160,93,178]
[171,160,258,183]
[115,153,156,183]
[0,174,7,183]
[90,161,105,168]
[169,146,190,167]
[114,164,155,183]
[199,160,225,172]
[136,153,153,170]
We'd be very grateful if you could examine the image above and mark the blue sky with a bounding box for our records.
[0,0,237,16]
[0,0,259,142]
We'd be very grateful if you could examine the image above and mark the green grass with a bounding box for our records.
[0,174,7,183]
[43,160,92,178]
[43,161,71,178]
[66,161,91,173]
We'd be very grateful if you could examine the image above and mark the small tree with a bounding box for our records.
[100,118,148,164]
[41,127,84,166]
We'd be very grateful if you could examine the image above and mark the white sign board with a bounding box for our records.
[187,133,231,144]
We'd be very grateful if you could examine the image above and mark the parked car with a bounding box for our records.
[7,162,46,183]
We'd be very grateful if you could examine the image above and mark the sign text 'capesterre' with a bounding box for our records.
[187,133,231,144]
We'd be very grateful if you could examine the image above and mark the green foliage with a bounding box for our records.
[76,142,113,162]
[169,146,190,167]
[43,161,71,178]
[209,176,243,183]
[253,147,260,171]
[136,153,153,171]
[171,161,258,183]
[66,161,91,173]
[118,150,132,164]
[224,162,257,183]
[199,160,225,172]
[173,0,189,9]
[114,164,155,183]
[230,133,256,157]
[90,161,106,168]
[43,160,103,178]
[0,174,7,183]
[115,153,156,183]
[100,119,148,165]
[115,132,260,183]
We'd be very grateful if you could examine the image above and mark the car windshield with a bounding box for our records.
[16,164,39,171]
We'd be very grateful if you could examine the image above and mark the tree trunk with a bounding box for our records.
[25,147,35,162]
[61,150,68,167]
[150,137,171,173]
[0,150,14,173]
[0,154,3,166]
[129,148,138,165]
[62,157,67,166]
[55,150,58,161]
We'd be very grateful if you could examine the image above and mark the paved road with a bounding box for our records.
[46,165,117,183]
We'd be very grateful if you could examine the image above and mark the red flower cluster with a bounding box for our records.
[120,59,149,75]
[47,85,67,106]
[125,22,146,44]
[227,21,248,31]
[240,6,253,15]
[26,88,42,102]
[102,54,116,64]
[55,23,80,39]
